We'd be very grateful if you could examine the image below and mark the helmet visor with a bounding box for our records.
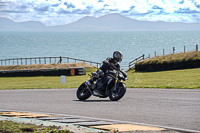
[115,53,123,62]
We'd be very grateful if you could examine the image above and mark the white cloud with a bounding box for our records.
[0,0,199,26]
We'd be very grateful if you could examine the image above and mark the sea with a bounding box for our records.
[0,31,200,70]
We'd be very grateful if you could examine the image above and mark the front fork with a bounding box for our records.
[106,73,119,92]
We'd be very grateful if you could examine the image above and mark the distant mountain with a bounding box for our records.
[1,13,200,31]
[0,17,47,31]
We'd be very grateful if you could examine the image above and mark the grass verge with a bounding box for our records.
[0,67,97,90]
[126,68,200,89]
[136,51,200,65]
[0,67,199,89]
[0,120,69,133]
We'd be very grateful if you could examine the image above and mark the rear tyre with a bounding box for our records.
[76,83,91,100]
[109,83,126,101]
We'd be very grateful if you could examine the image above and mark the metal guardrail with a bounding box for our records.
[0,56,102,68]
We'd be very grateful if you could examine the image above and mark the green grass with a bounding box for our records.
[126,68,200,89]
[0,67,96,90]
[0,120,69,133]
[0,67,199,90]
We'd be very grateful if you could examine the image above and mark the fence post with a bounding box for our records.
[21,58,23,65]
[44,57,46,64]
[142,54,144,60]
[60,56,62,63]
[184,46,186,53]
[25,58,27,65]
[163,49,165,55]
[196,44,198,51]
[173,47,175,54]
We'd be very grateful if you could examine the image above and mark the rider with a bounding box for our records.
[86,51,123,92]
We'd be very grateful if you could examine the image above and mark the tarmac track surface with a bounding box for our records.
[0,88,200,131]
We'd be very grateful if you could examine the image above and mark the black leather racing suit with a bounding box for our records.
[99,57,120,73]
[98,57,120,91]
[89,57,120,92]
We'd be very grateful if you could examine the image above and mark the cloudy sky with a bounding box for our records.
[0,0,199,26]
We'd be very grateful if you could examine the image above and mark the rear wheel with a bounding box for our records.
[109,83,126,101]
[76,83,91,100]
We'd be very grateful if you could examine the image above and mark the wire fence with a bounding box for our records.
[148,44,199,58]
[129,44,199,69]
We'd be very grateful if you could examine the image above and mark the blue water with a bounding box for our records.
[0,31,200,69]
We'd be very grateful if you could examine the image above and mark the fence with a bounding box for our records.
[1,45,199,70]
[129,54,150,69]
[0,56,102,68]
[129,44,199,69]
[152,44,199,58]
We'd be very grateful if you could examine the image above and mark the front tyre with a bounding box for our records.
[76,83,91,100]
[109,83,126,101]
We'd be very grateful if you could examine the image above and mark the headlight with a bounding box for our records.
[119,73,124,79]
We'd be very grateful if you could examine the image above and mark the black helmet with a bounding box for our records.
[113,51,123,63]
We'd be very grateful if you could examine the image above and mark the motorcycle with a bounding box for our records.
[76,69,127,101]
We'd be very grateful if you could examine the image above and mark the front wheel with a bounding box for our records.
[109,83,126,101]
[76,83,91,100]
